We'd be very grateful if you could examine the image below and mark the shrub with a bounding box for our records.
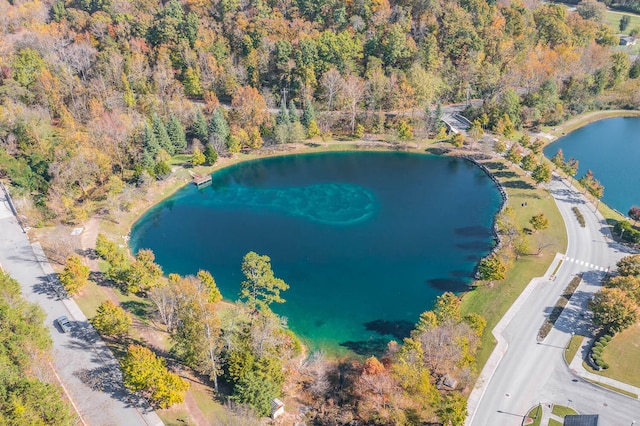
[603,334,613,341]
[596,358,605,367]
[572,207,586,227]
[602,363,609,369]
[594,342,603,348]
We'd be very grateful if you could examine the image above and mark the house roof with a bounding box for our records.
[563,414,599,426]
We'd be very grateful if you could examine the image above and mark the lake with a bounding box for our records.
[544,117,640,214]
[130,152,503,355]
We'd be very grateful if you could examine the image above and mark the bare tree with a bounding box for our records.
[320,68,343,111]
[339,73,367,133]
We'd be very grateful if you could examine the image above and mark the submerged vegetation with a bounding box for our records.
[0,0,637,423]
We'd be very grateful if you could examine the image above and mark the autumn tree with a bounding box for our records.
[170,274,224,390]
[191,147,205,166]
[551,148,565,169]
[437,392,467,426]
[433,292,461,324]
[606,275,640,305]
[231,86,269,130]
[617,254,640,277]
[590,287,638,333]
[529,213,550,232]
[579,169,604,199]
[121,344,189,408]
[239,252,289,312]
[628,206,640,224]
[59,255,90,295]
[521,153,537,172]
[125,249,163,294]
[532,162,552,185]
[92,300,132,337]
[477,253,506,281]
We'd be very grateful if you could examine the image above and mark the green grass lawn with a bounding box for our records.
[593,323,640,387]
[461,159,568,367]
[551,405,577,417]
[564,334,583,365]
[604,10,640,35]
[549,419,562,426]
[526,405,543,426]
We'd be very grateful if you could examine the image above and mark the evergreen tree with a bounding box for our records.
[191,109,209,142]
[166,115,187,154]
[288,100,299,122]
[142,122,160,169]
[434,102,444,133]
[301,101,315,127]
[203,145,218,165]
[152,114,174,155]
[208,108,229,145]
[276,101,289,126]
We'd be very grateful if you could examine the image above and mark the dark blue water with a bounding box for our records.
[130,152,502,354]
[544,117,640,213]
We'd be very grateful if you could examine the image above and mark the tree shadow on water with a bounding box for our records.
[364,319,414,341]
[339,338,390,357]
[454,226,492,238]
[425,278,470,292]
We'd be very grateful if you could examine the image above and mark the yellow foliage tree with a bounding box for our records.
[59,255,90,295]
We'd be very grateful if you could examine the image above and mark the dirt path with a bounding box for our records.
[80,217,210,426]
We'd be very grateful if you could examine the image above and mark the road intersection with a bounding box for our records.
[467,174,640,425]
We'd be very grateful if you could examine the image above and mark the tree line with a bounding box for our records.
[0,271,75,425]
[1,0,640,223]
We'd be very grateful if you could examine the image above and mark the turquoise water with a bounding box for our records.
[130,152,503,355]
[544,117,640,214]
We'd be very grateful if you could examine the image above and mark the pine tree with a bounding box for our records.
[301,101,315,127]
[152,114,174,155]
[142,122,160,169]
[203,145,218,165]
[166,115,187,154]
[208,108,229,145]
[191,109,209,142]
[288,100,299,122]
[276,101,289,126]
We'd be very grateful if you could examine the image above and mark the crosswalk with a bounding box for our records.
[563,256,608,271]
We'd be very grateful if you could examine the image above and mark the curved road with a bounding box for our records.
[468,175,640,425]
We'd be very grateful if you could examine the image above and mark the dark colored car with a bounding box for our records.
[55,316,72,333]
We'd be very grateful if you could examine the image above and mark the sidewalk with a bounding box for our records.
[569,336,640,399]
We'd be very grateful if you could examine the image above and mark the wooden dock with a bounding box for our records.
[193,174,212,188]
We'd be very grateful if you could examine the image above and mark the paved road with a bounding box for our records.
[0,189,163,426]
[468,175,640,425]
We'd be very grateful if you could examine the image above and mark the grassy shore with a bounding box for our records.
[459,158,568,367]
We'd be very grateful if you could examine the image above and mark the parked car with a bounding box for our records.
[55,316,72,333]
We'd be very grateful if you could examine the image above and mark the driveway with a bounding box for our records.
[0,188,163,426]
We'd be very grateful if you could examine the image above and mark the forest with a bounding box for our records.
[0,0,639,423]
[0,0,638,224]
